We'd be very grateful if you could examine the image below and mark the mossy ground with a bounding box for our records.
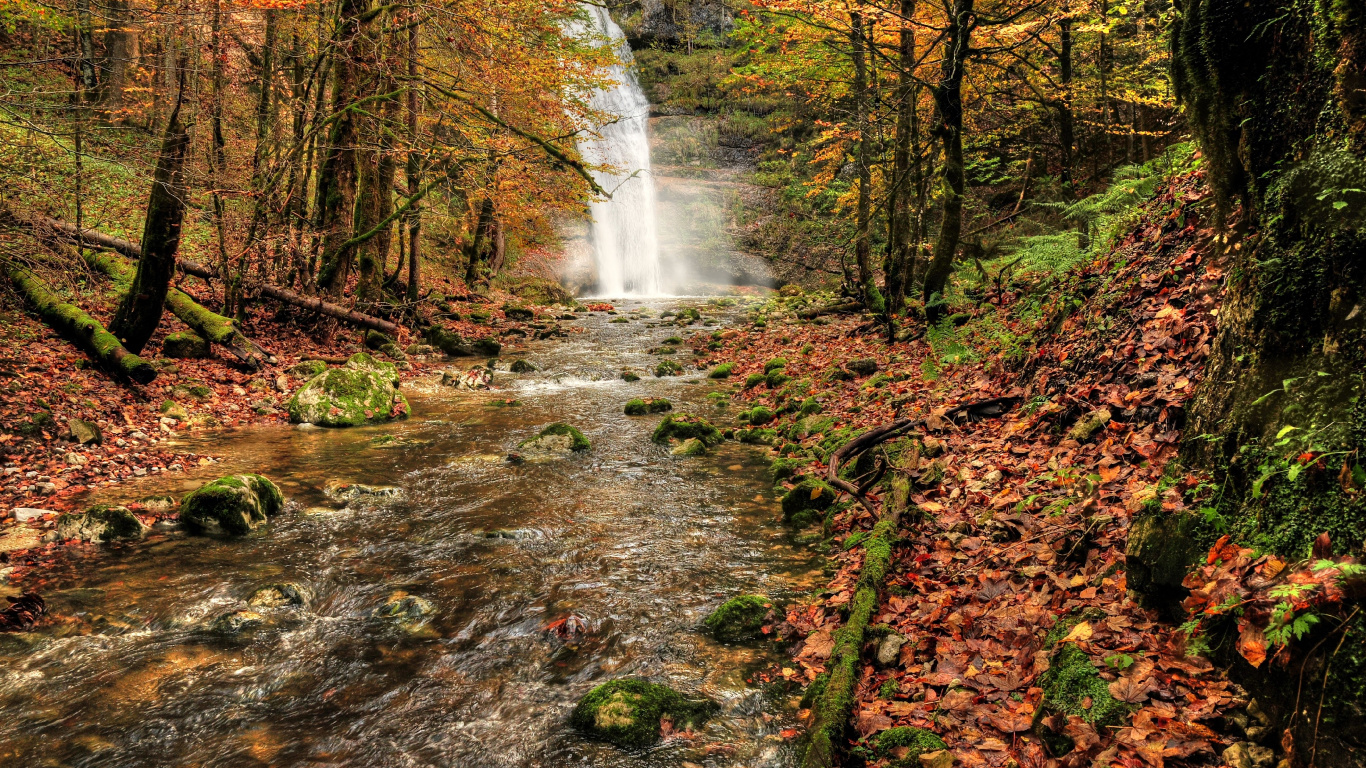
[873,726,946,767]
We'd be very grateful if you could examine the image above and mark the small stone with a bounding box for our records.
[67,418,102,445]
[212,609,266,635]
[877,633,907,665]
[920,750,956,768]
[274,375,289,392]
[13,508,55,522]
[248,582,311,608]
[1223,743,1276,768]
[671,437,708,456]
[64,452,88,466]
[37,482,57,495]
[848,357,879,376]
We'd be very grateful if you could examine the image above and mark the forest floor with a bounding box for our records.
[694,169,1257,767]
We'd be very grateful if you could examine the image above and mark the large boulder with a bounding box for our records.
[180,474,284,535]
[288,353,409,427]
[651,415,723,447]
[704,594,774,642]
[56,505,147,543]
[571,678,718,749]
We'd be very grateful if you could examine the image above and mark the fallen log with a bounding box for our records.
[2,262,156,384]
[797,300,863,320]
[82,249,268,369]
[34,216,400,336]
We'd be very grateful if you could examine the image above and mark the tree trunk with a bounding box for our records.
[849,9,885,318]
[922,0,973,324]
[108,84,189,353]
[884,0,917,318]
[1057,7,1075,194]
[464,194,496,287]
[99,0,134,114]
[315,0,372,297]
[405,17,422,306]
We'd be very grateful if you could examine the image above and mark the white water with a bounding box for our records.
[574,5,670,297]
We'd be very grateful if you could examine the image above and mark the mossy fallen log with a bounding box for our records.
[2,262,156,384]
[799,519,897,768]
[83,250,267,369]
[34,216,399,336]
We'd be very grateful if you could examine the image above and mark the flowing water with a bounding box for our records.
[0,302,822,768]
[574,5,672,297]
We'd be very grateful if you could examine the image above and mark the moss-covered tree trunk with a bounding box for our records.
[108,89,189,354]
[315,0,370,297]
[884,0,918,318]
[1174,0,1366,759]
[3,263,156,384]
[849,9,885,320]
[922,0,973,324]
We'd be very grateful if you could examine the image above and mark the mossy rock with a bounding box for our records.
[288,359,327,378]
[625,397,673,416]
[741,405,775,425]
[66,418,102,445]
[781,478,837,524]
[652,415,723,447]
[160,400,189,420]
[56,505,147,543]
[180,474,284,536]
[764,357,788,374]
[654,360,684,377]
[621,370,641,382]
[472,337,502,356]
[704,594,773,642]
[610,317,631,324]
[765,371,791,388]
[743,372,766,389]
[510,359,538,373]
[364,329,395,350]
[737,427,778,445]
[708,362,735,379]
[670,437,708,456]
[662,335,683,345]
[848,357,879,376]
[424,325,472,356]
[212,609,266,635]
[519,422,591,452]
[287,356,408,428]
[500,275,573,306]
[502,303,534,321]
[162,331,209,359]
[1040,643,1132,728]
[570,678,718,749]
[770,457,805,483]
[675,308,701,323]
[1125,511,1204,608]
[172,382,213,400]
[798,397,823,416]
[874,726,947,767]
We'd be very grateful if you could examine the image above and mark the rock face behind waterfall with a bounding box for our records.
[609,0,733,48]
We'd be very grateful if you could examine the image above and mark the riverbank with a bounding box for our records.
[701,169,1255,766]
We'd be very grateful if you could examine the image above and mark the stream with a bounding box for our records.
[0,300,822,768]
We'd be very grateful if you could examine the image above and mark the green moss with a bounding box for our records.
[180,474,284,536]
[654,359,684,377]
[764,357,789,373]
[624,397,672,416]
[662,335,683,345]
[709,362,735,378]
[873,727,946,767]
[740,405,775,425]
[621,370,641,382]
[766,371,791,388]
[799,397,823,416]
[530,423,590,451]
[652,415,724,447]
[782,478,837,523]
[705,595,773,642]
[570,678,718,748]
[289,359,328,378]
[770,456,805,482]
[738,427,778,445]
[1040,644,1132,728]
[676,308,701,323]
[743,372,766,388]
[509,359,538,373]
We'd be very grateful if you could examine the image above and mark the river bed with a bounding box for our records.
[0,300,822,768]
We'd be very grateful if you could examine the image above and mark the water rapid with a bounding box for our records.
[575,5,671,297]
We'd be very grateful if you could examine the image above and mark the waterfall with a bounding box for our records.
[574,5,668,297]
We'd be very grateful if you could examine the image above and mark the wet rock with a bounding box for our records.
[517,423,591,455]
[705,595,773,642]
[441,367,492,390]
[288,353,409,427]
[502,303,534,321]
[162,331,209,359]
[509,358,538,373]
[624,397,672,416]
[324,482,402,501]
[372,590,436,632]
[248,582,311,608]
[654,359,684,377]
[670,437,708,456]
[1067,409,1112,442]
[56,505,147,543]
[405,343,436,357]
[620,370,641,382]
[651,415,723,447]
[180,474,284,536]
[212,609,265,635]
[160,400,189,420]
[848,357,879,376]
[67,418,102,445]
[138,495,178,512]
[570,678,718,749]
[1223,743,1276,768]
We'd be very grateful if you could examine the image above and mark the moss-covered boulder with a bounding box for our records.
[708,362,734,379]
[743,372,766,389]
[740,405,775,425]
[570,678,718,749]
[764,357,788,374]
[621,370,641,382]
[652,415,723,447]
[518,423,591,454]
[180,474,284,536]
[624,397,672,416]
[364,329,395,350]
[670,437,708,456]
[288,354,409,427]
[56,505,147,543]
[67,418,102,445]
[502,303,534,321]
[472,337,502,356]
[288,359,327,378]
[1125,511,1204,608]
[770,456,806,483]
[705,594,774,642]
[1067,409,1112,442]
[162,331,209,359]
[782,478,837,525]
[848,357,879,376]
[765,370,791,388]
[509,358,538,373]
[654,359,684,377]
[873,726,947,767]
[675,308,701,323]
[159,399,189,420]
